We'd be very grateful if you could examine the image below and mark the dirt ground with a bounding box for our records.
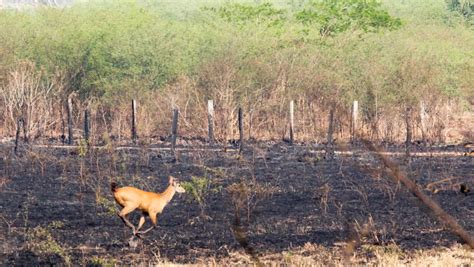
[0,141,473,265]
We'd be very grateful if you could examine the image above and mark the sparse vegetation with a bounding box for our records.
[0,142,472,265]
[87,256,116,267]
[181,175,221,218]
[96,194,117,217]
[227,178,272,221]
[26,222,70,265]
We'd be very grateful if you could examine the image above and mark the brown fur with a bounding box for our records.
[110,176,185,236]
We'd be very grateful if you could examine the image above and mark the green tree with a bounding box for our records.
[203,3,286,28]
[296,0,402,37]
[446,0,473,20]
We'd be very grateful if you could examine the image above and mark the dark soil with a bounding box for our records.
[0,141,472,265]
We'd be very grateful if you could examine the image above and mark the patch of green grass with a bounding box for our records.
[26,222,70,264]
[96,194,117,217]
[87,255,116,267]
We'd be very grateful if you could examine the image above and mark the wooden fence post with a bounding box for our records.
[61,114,66,144]
[131,99,137,143]
[208,100,214,144]
[289,100,294,145]
[84,109,90,144]
[67,95,73,145]
[22,117,28,143]
[405,106,413,159]
[14,118,23,154]
[420,100,427,144]
[351,100,358,142]
[171,108,179,158]
[238,107,244,154]
[326,106,335,159]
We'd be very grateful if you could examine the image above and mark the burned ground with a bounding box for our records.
[0,142,472,265]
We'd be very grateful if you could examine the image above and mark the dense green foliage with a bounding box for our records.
[296,0,402,36]
[206,2,286,26]
[0,0,473,141]
[1,1,471,98]
[446,0,473,20]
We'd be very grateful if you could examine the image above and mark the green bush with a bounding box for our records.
[181,176,221,218]
[26,222,70,264]
[0,0,472,142]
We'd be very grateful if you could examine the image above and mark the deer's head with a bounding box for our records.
[169,176,186,193]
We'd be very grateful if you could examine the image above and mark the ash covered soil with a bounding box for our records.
[0,142,472,265]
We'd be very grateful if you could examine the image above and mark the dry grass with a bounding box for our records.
[158,243,473,266]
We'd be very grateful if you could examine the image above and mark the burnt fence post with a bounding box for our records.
[14,118,24,155]
[67,95,74,145]
[171,108,179,159]
[84,109,90,145]
[131,99,138,143]
[326,106,335,160]
[289,100,294,145]
[238,107,244,154]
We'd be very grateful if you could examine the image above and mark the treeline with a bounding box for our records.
[0,0,472,144]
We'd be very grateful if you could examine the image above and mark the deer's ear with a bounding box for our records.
[168,176,175,184]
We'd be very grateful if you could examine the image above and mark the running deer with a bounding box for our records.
[111,176,185,236]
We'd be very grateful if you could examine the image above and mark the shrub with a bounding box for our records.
[181,176,221,218]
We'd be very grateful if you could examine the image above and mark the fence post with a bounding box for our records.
[131,99,137,143]
[22,117,28,143]
[238,107,244,154]
[61,115,66,144]
[289,100,294,145]
[67,95,73,145]
[208,100,214,145]
[14,118,23,154]
[351,100,358,142]
[405,106,413,159]
[171,108,179,158]
[326,106,335,159]
[84,109,90,144]
[420,100,427,145]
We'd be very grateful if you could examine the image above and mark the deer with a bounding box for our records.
[111,176,186,237]
[464,142,474,157]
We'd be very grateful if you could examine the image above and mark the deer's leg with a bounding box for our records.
[136,215,146,232]
[136,212,157,235]
[134,216,147,238]
[118,205,138,232]
[137,225,155,235]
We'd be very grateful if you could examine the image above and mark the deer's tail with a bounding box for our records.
[111,182,118,193]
